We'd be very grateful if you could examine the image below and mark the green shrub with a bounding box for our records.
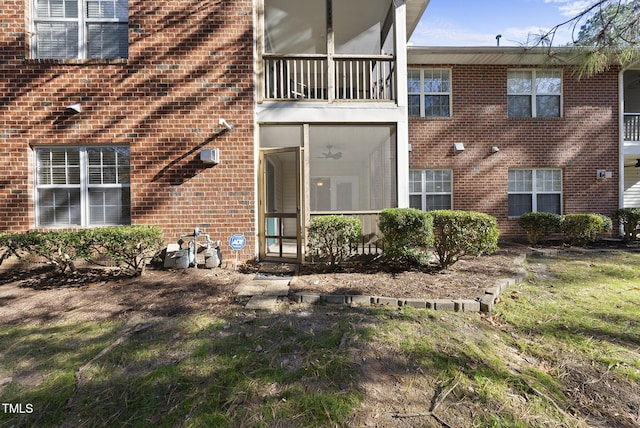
[597,214,614,234]
[86,225,164,275]
[612,208,640,241]
[378,208,433,265]
[0,233,19,267]
[308,215,362,268]
[17,230,93,274]
[431,210,499,269]
[518,212,563,245]
[561,214,612,246]
[0,226,164,275]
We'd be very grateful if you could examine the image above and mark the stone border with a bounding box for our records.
[290,251,529,313]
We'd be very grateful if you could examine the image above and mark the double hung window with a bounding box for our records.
[508,169,562,217]
[408,69,451,117]
[507,70,562,118]
[33,0,128,59]
[409,169,452,210]
[35,146,131,227]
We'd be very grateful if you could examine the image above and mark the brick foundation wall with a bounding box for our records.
[0,0,256,260]
[409,64,620,238]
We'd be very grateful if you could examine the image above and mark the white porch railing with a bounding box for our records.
[625,113,640,141]
[263,54,395,102]
[264,54,328,100]
[334,55,395,101]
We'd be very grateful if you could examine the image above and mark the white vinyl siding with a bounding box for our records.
[508,169,562,217]
[33,0,128,59]
[507,70,562,118]
[409,169,452,210]
[624,163,640,207]
[35,146,130,227]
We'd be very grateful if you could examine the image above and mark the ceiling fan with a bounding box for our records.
[317,145,342,160]
[624,159,640,168]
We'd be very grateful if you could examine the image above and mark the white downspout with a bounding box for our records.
[619,69,626,210]
[253,0,262,260]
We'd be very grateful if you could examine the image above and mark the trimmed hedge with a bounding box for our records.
[308,215,362,268]
[14,230,93,274]
[518,212,563,245]
[0,233,21,268]
[85,226,164,275]
[378,208,433,265]
[561,214,612,246]
[0,226,164,275]
[612,208,640,241]
[431,210,499,269]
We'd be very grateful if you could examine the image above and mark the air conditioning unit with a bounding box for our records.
[200,148,220,165]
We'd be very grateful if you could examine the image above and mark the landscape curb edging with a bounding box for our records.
[290,250,530,313]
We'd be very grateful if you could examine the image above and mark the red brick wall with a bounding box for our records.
[409,64,620,238]
[0,0,256,260]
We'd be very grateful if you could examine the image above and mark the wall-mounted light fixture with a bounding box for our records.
[218,118,234,131]
[453,142,465,154]
[66,103,82,113]
[491,146,500,154]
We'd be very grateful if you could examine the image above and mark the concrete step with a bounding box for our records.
[245,295,280,311]
[235,278,291,297]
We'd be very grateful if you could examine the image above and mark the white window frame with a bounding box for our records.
[507,69,563,118]
[507,168,562,217]
[31,0,128,60]
[408,68,452,118]
[409,169,453,211]
[35,146,131,227]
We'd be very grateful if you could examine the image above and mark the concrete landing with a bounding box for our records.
[234,277,291,311]
[245,295,279,311]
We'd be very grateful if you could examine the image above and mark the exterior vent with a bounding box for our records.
[200,148,220,165]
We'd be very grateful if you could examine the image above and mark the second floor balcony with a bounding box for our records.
[260,0,401,104]
[262,54,396,103]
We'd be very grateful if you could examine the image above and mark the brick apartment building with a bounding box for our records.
[407,47,631,237]
[1,0,257,260]
[1,0,638,262]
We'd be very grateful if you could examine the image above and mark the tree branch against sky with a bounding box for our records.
[531,0,640,75]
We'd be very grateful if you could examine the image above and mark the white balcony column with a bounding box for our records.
[394,0,410,208]
[326,0,335,103]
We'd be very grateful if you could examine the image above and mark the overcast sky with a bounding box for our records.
[409,0,591,47]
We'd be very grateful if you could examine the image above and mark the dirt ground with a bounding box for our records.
[0,246,525,325]
[2,245,639,427]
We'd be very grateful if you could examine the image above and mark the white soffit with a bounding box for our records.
[408,46,586,66]
[406,0,430,39]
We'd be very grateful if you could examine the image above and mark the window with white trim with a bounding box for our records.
[409,169,452,210]
[35,146,131,227]
[408,69,451,117]
[32,0,128,59]
[507,70,562,118]
[508,169,562,217]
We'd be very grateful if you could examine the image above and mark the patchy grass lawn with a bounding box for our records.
[1,249,639,427]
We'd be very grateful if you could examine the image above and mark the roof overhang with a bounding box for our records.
[408,46,589,66]
[406,0,430,39]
